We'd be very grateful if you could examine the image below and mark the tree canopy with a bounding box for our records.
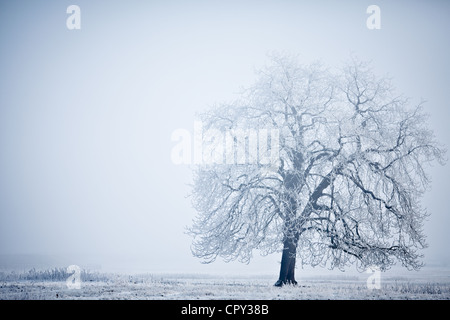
[187,55,446,277]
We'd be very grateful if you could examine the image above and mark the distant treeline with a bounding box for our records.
[0,267,109,282]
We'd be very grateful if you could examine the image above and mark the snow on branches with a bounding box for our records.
[187,55,446,276]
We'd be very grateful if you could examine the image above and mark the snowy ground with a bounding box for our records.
[1,268,450,300]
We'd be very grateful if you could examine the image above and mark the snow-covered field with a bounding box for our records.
[1,268,450,300]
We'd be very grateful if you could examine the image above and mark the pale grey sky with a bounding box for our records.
[0,0,449,274]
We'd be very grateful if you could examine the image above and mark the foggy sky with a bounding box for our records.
[0,0,449,274]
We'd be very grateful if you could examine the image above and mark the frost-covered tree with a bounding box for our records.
[187,55,445,286]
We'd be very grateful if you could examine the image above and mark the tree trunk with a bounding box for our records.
[274,237,298,287]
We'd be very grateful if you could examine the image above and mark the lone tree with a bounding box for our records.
[187,55,445,286]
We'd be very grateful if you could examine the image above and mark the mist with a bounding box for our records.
[0,0,449,275]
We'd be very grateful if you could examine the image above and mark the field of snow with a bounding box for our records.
[1,267,450,300]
